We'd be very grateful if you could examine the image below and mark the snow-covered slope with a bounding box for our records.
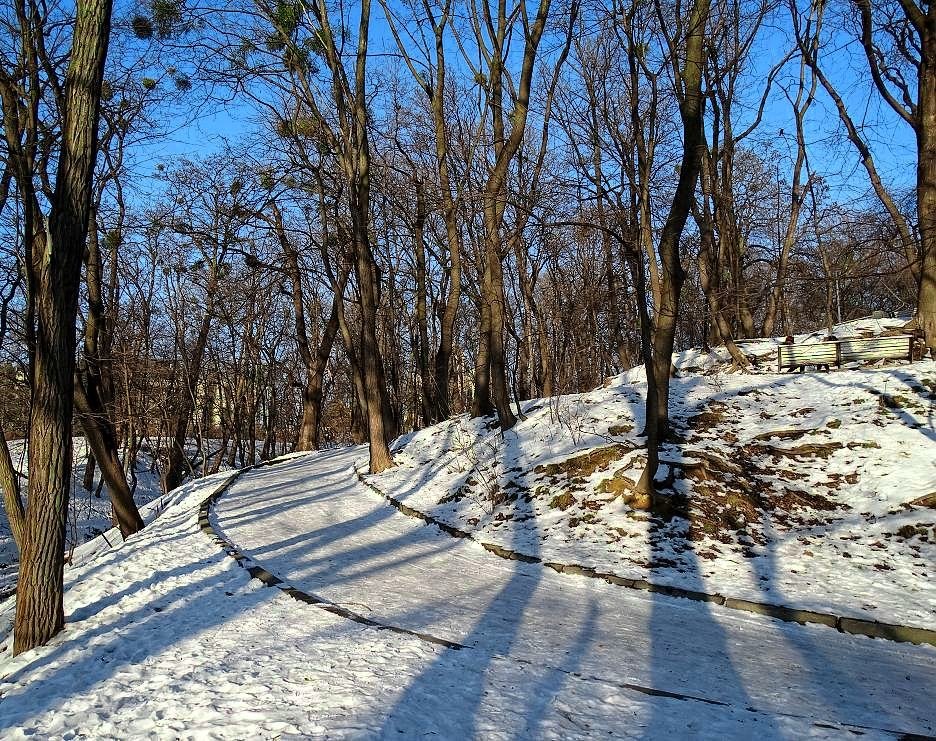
[370,318,936,629]
[0,439,264,597]
[2,451,933,738]
[0,441,164,598]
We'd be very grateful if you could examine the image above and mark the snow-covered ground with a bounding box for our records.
[372,318,936,629]
[0,440,164,598]
[0,317,933,737]
[0,438,265,598]
[211,451,936,738]
[1,449,934,738]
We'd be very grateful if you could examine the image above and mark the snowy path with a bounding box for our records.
[213,448,936,738]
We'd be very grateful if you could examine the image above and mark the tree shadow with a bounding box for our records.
[641,492,784,739]
[640,365,936,735]
[751,516,936,733]
[376,427,597,737]
[0,526,277,729]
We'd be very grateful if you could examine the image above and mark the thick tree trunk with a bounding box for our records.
[349,176,394,470]
[274,203,341,451]
[431,143,461,422]
[14,0,114,655]
[537,310,554,399]
[355,233,395,472]
[469,0,551,431]
[429,6,461,423]
[696,220,748,365]
[486,239,516,428]
[82,452,96,491]
[297,298,339,451]
[75,206,143,535]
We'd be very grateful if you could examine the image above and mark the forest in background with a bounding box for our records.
[1,0,933,653]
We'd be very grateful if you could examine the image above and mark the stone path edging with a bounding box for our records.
[197,458,465,649]
[353,466,936,648]
[198,456,934,737]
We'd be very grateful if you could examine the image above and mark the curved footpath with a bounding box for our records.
[211,448,936,738]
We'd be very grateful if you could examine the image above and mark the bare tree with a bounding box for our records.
[635,0,712,501]
[0,0,116,655]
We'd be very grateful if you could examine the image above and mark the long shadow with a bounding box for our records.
[377,426,596,738]
[640,438,783,738]
[2,444,596,735]
[215,456,467,610]
[520,599,600,737]
[1,450,489,732]
[646,368,936,735]
[0,531,277,729]
[752,516,936,735]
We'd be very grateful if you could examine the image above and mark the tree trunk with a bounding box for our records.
[696,213,749,365]
[635,0,710,499]
[164,279,215,492]
[274,202,342,451]
[75,205,143,535]
[15,0,114,655]
[413,180,431,426]
[0,431,25,554]
[297,297,340,451]
[74,380,144,536]
[428,21,461,422]
[486,238,516,428]
[472,290,494,417]
[917,35,936,357]
[82,452,96,492]
[354,228,395,472]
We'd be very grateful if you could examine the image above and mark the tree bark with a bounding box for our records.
[164,274,216,492]
[14,0,114,655]
[74,380,144,536]
[471,0,553,431]
[0,430,25,554]
[75,205,143,535]
[917,22,936,356]
[413,179,431,426]
[636,0,710,499]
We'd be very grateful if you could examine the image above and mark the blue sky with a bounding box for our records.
[125,2,919,211]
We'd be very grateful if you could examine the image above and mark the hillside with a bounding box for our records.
[367,318,936,629]
[0,318,933,737]
[0,443,165,598]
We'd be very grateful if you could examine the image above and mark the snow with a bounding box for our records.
[3,448,933,737]
[0,440,164,598]
[0,317,933,737]
[0,438,263,598]
[212,449,936,737]
[371,318,936,629]
[1,458,916,738]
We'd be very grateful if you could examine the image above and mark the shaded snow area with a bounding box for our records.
[0,318,934,738]
[0,440,164,598]
[10,454,931,738]
[0,439,262,598]
[373,318,936,629]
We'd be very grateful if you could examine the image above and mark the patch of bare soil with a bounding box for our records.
[684,401,731,433]
[533,444,633,479]
[647,444,844,546]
